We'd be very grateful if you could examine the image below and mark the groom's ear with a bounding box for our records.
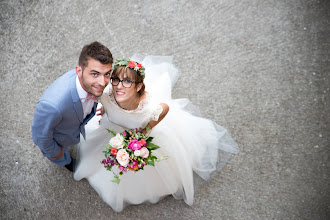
[76,66,82,77]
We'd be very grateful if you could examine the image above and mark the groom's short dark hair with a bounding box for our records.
[79,41,113,70]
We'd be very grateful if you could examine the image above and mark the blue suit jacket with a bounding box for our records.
[32,69,97,163]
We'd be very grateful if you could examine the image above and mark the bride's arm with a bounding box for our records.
[144,103,169,134]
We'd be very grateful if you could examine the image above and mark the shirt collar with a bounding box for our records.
[76,76,88,100]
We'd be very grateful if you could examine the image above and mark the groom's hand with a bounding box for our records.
[50,146,64,159]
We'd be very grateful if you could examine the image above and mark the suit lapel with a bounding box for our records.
[80,102,97,140]
[73,101,84,123]
[70,73,98,139]
[70,75,84,123]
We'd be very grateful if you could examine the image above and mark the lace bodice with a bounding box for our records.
[99,86,163,130]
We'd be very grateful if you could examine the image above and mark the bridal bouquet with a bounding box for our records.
[101,128,167,184]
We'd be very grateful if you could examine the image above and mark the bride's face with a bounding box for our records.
[112,72,142,107]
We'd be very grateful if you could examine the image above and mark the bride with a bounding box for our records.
[74,55,239,212]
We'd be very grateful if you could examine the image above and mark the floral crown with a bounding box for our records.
[112,58,146,79]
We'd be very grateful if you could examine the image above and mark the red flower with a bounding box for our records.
[128,61,136,68]
[139,139,147,147]
[111,147,117,155]
[137,63,142,69]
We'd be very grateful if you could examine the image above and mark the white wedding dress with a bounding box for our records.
[74,55,239,212]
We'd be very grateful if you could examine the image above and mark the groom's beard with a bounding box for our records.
[81,73,107,97]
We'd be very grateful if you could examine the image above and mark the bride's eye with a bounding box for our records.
[124,79,133,84]
[111,77,120,85]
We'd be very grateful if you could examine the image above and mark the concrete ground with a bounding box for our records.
[1,0,329,219]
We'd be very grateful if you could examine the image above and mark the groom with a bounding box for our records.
[32,41,113,172]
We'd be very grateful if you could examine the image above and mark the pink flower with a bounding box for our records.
[140,147,149,158]
[128,60,136,68]
[137,63,142,69]
[128,139,142,151]
[122,131,127,136]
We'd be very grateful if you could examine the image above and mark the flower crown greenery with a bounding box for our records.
[112,58,146,79]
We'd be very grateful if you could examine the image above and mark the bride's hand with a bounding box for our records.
[142,124,152,135]
[97,106,105,116]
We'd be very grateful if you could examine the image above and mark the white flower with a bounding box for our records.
[109,133,124,149]
[134,66,139,71]
[116,149,129,167]
[134,150,141,157]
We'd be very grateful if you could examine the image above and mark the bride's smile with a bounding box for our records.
[115,91,125,96]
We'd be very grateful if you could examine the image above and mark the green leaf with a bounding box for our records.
[157,155,169,162]
[105,144,112,150]
[106,129,117,137]
[102,150,109,157]
[146,137,154,143]
[148,159,155,166]
[111,176,121,184]
[147,143,160,151]
[122,60,128,66]
[124,130,130,137]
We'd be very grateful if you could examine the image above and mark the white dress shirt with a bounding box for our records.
[76,76,95,119]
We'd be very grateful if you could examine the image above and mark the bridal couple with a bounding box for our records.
[32,41,239,212]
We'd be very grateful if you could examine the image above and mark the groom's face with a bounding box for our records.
[76,58,112,97]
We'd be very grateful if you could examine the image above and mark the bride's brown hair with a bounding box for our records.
[111,66,145,96]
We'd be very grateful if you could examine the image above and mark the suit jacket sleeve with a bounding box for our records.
[32,100,63,158]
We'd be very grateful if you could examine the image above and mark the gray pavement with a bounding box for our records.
[1,0,329,219]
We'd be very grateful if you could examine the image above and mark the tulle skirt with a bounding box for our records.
[74,55,239,212]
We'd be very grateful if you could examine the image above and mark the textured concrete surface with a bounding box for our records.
[1,0,329,219]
